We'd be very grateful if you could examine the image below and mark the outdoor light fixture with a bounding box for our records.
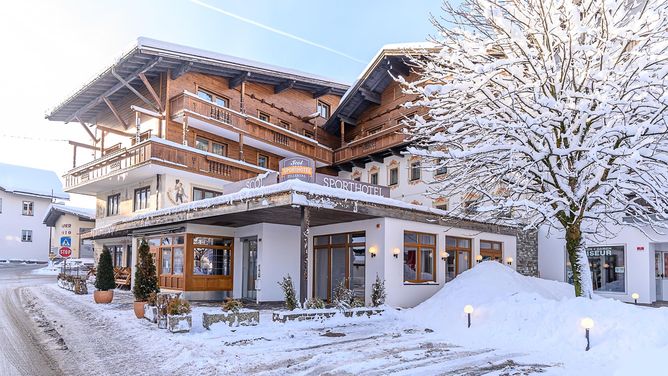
[506,257,513,266]
[441,250,449,261]
[475,255,483,263]
[369,246,378,258]
[393,248,400,259]
[580,317,594,351]
[464,305,474,328]
[631,293,640,305]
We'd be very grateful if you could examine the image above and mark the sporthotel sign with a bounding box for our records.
[279,157,315,182]
[314,174,390,197]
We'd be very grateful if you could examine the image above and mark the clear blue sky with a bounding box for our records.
[0,0,447,205]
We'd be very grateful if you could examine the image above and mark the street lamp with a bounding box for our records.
[441,250,449,261]
[369,246,377,258]
[506,257,513,266]
[580,317,594,351]
[475,255,483,263]
[631,293,639,305]
[464,305,474,328]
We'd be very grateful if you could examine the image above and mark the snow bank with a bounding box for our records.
[407,262,668,374]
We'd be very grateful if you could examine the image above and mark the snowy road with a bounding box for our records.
[0,264,60,376]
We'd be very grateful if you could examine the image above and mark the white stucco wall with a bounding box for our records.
[0,191,51,261]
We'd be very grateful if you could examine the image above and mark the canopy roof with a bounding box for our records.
[46,37,350,123]
[43,203,96,226]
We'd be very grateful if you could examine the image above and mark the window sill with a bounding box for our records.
[403,281,439,286]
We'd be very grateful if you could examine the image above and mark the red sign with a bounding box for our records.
[637,246,645,251]
[59,247,72,258]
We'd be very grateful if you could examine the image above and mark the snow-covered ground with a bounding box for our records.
[22,263,668,375]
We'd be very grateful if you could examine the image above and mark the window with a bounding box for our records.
[435,203,448,211]
[367,126,382,136]
[21,230,32,242]
[370,172,379,185]
[317,100,330,119]
[404,232,436,283]
[258,154,269,169]
[110,245,124,267]
[258,111,271,122]
[193,187,222,201]
[193,236,233,276]
[195,136,227,156]
[577,245,626,293]
[0,197,3,213]
[435,160,447,176]
[107,194,120,216]
[22,201,34,216]
[279,120,291,129]
[197,89,229,108]
[480,240,503,262]
[133,186,150,211]
[445,236,472,283]
[157,236,185,275]
[303,130,314,139]
[389,167,399,186]
[410,161,421,181]
[313,232,366,301]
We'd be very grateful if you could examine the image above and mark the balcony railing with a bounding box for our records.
[334,124,408,163]
[170,91,334,164]
[64,139,264,191]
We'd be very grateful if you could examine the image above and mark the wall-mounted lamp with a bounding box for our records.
[393,248,400,259]
[580,317,594,351]
[475,254,483,264]
[369,246,378,258]
[506,257,513,266]
[440,250,449,262]
[631,292,639,305]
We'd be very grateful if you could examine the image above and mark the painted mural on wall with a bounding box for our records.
[167,179,190,205]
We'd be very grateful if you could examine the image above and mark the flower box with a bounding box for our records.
[272,307,385,323]
[144,304,158,323]
[203,309,259,329]
[167,314,192,333]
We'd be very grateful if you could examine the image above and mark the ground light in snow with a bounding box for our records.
[580,317,594,352]
[464,304,474,328]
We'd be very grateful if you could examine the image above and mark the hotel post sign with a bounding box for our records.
[279,157,315,182]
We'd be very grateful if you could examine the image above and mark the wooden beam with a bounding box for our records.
[389,61,410,77]
[68,140,100,151]
[274,79,295,94]
[239,134,245,160]
[72,145,77,168]
[370,153,385,163]
[360,88,382,105]
[138,73,164,112]
[312,87,332,99]
[170,62,193,80]
[95,124,134,137]
[339,119,345,146]
[130,105,163,119]
[299,206,310,303]
[66,57,161,123]
[75,117,98,143]
[229,71,250,89]
[102,97,129,129]
[338,114,358,126]
[111,67,161,112]
[240,81,246,113]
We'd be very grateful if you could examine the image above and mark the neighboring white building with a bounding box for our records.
[43,204,96,260]
[0,163,69,262]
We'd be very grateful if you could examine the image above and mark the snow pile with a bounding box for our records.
[408,262,668,374]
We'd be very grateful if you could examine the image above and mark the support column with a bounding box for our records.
[183,114,189,146]
[299,206,310,303]
[240,81,246,113]
[239,133,245,161]
[72,145,77,168]
[340,119,345,146]
[135,111,141,144]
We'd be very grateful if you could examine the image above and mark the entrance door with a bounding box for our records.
[445,237,472,283]
[657,251,668,301]
[242,238,258,300]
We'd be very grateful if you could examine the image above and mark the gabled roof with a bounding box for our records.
[322,42,438,134]
[43,203,96,226]
[0,163,69,200]
[46,37,350,123]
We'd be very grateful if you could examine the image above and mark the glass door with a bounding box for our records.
[242,238,258,300]
[445,237,472,283]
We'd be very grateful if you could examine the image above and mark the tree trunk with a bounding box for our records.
[565,224,594,298]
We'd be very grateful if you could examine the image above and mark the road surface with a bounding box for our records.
[0,263,61,376]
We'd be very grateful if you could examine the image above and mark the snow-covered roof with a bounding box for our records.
[89,178,517,238]
[43,203,96,226]
[0,163,69,200]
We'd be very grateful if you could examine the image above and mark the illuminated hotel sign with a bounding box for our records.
[279,157,315,182]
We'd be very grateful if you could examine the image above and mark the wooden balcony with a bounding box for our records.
[64,139,264,192]
[170,91,334,164]
[334,124,409,164]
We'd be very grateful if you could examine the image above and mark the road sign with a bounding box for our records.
[60,236,72,247]
[59,247,72,258]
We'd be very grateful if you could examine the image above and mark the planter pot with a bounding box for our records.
[133,301,146,319]
[144,304,158,323]
[167,314,192,333]
[203,310,260,329]
[93,290,114,304]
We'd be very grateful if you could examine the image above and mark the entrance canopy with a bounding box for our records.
[87,179,518,240]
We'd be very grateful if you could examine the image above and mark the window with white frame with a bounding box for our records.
[22,201,34,216]
[317,101,330,119]
[409,161,421,181]
[21,230,32,242]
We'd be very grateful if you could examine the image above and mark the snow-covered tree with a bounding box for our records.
[402,0,668,297]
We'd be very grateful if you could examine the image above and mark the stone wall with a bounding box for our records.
[516,228,539,277]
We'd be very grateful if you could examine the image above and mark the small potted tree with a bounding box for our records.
[132,239,160,318]
[94,246,115,304]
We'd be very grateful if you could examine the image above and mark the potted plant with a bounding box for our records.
[132,239,160,318]
[94,246,115,304]
[202,298,259,329]
[167,297,192,333]
[144,292,159,323]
